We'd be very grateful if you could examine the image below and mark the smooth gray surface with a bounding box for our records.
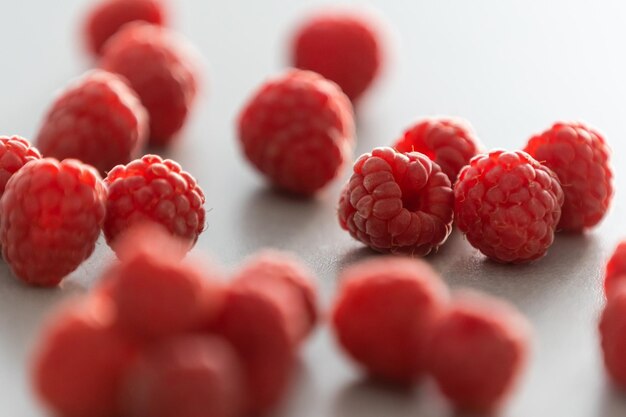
[1,0,626,415]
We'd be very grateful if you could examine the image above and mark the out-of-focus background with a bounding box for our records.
[1,0,626,415]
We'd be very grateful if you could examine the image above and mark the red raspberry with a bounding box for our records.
[0,158,107,286]
[0,135,41,194]
[36,70,148,174]
[523,121,613,231]
[599,289,626,389]
[103,154,206,252]
[427,290,531,413]
[291,12,382,101]
[338,147,454,255]
[331,257,448,383]
[32,298,137,417]
[454,150,564,263]
[100,23,200,146]
[83,0,168,56]
[238,69,354,195]
[122,335,244,417]
[605,241,626,299]
[393,117,482,183]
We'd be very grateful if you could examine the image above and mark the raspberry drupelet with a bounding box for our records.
[0,135,41,194]
[523,121,613,232]
[454,150,564,263]
[238,69,354,195]
[600,288,626,390]
[393,117,482,183]
[604,241,626,299]
[37,70,148,174]
[338,147,454,256]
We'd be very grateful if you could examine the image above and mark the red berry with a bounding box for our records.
[0,158,106,286]
[454,150,564,263]
[238,69,354,195]
[291,12,382,101]
[331,257,448,383]
[338,147,454,255]
[605,242,626,299]
[32,297,137,417]
[83,0,168,56]
[0,135,41,194]
[100,23,200,146]
[599,289,626,389]
[523,121,613,231]
[427,291,531,413]
[36,70,148,173]
[103,154,206,252]
[393,117,482,183]
[122,335,244,417]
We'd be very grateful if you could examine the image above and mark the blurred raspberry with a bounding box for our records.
[454,150,564,263]
[238,69,354,195]
[37,70,148,173]
[605,241,626,299]
[523,121,613,231]
[0,135,41,194]
[338,147,454,255]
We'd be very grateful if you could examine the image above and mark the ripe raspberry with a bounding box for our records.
[454,150,564,263]
[393,117,482,183]
[605,241,626,299]
[32,298,137,417]
[291,12,382,101]
[122,335,244,417]
[599,289,626,389]
[338,147,454,255]
[0,158,107,286]
[523,121,613,231]
[427,291,531,413]
[103,154,206,252]
[0,135,41,194]
[331,257,448,383]
[83,0,168,56]
[36,70,148,173]
[100,23,200,146]
[238,69,354,195]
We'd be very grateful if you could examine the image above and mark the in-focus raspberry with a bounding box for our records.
[427,290,531,413]
[100,23,200,146]
[393,117,482,183]
[291,12,382,101]
[454,150,564,263]
[37,70,148,173]
[0,135,41,194]
[523,121,613,232]
[331,257,448,383]
[338,147,454,255]
[0,158,107,286]
[605,241,626,299]
[238,69,354,195]
[599,289,626,389]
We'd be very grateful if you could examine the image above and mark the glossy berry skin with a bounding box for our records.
[427,291,531,413]
[83,0,168,56]
[37,70,148,174]
[0,158,107,286]
[291,13,381,101]
[100,23,199,146]
[605,242,626,299]
[523,121,613,232]
[103,154,205,252]
[393,117,482,183]
[238,69,354,195]
[599,289,626,389]
[338,147,454,256]
[454,150,564,263]
[0,135,41,194]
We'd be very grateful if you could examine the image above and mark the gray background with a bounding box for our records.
[1,0,626,416]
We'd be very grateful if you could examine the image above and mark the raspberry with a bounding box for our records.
[122,335,244,417]
[454,150,564,263]
[0,158,107,286]
[393,117,482,183]
[291,12,382,101]
[599,289,626,389]
[36,70,148,173]
[0,135,41,194]
[32,298,137,417]
[523,121,613,231]
[238,69,354,195]
[103,154,206,252]
[338,147,454,255]
[83,0,168,56]
[427,290,531,413]
[605,241,626,299]
[331,257,448,383]
[100,23,200,146]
